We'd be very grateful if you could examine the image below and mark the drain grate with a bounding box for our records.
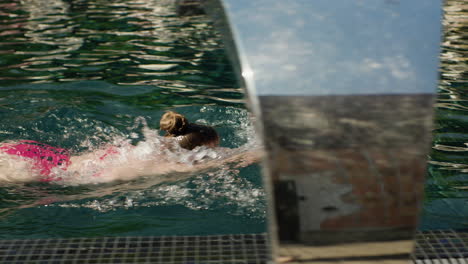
[412,230,468,264]
[0,234,270,264]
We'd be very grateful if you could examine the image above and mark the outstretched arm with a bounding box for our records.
[191,147,264,171]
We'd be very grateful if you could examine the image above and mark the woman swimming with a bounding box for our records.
[160,111,220,150]
[0,112,261,184]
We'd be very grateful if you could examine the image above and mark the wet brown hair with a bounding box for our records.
[160,111,188,135]
[159,111,219,150]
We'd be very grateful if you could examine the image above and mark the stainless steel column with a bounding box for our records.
[200,0,443,262]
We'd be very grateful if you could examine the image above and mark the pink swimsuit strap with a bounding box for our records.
[0,140,71,182]
[99,146,119,161]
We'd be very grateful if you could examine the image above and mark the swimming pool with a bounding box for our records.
[1,0,466,242]
[419,0,468,230]
[0,0,266,239]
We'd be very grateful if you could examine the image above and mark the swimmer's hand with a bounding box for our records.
[204,147,264,168]
[233,149,264,168]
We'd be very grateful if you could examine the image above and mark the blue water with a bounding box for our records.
[0,0,266,238]
[1,0,466,238]
[418,0,468,230]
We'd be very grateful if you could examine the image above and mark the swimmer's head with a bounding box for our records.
[160,111,188,135]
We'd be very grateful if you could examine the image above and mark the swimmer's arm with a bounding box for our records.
[194,147,265,170]
[228,148,265,168]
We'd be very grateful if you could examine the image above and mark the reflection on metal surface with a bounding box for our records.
[220,0,441,96]
[260,95,433,244]
[200,0,442,262]
[274,181,300,241]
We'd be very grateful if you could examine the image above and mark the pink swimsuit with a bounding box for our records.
[0,140,71,182]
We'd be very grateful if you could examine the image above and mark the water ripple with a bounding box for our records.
[422,0,468,229]
[0,0,243,104]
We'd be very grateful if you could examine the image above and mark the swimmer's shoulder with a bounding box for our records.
[187,123,218,136]
[174,123,218,150]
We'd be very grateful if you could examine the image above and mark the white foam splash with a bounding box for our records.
[0,108,265,218]
[52,166,266,217]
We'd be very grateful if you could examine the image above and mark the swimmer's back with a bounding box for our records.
[172,123,219,150]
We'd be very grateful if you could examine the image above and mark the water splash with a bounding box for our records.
[53,167,266,218]
[0,107,265,219]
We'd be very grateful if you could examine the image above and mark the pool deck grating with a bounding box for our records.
[412,230,468,264]
[0,234,269,264]
[0,231,467,263]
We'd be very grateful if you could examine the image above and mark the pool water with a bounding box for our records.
[418,0,468,230]
[0,0,266,238]
[1,0,466,239]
